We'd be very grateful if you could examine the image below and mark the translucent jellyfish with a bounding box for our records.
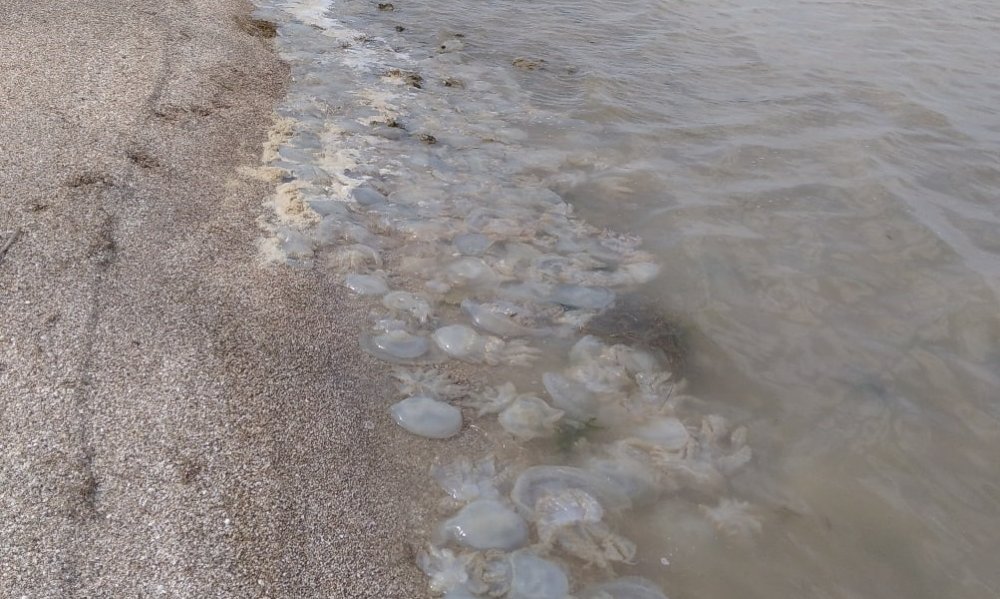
[568,335,606,364]
[391,396,462,439]
[350,184,388,207]
[361,329,433,363]
[698,416,753,476]
[632,370,676,405]
[439,499,529,551]
[418,545,473,595]
[478,214,531,238]
[270,225,313,261]
[578,576,669,599]
[650,416,753,492]
[548,284,615,310]
[636,415,751,494]
[461,299,545,338]
[495,280,552,304]
[612,345,661,376]
[595,230,645,258]
[466,550,512,597]
[425,279,453,295]
[345,273,388,295]
[506,550,570,599]
[650,453,727,496]
[565,337,634,394]
[396,219,453,242]
[553,308,597,332]
[535,488,604,533]
[461,382,521,416]
[433,325,484,360]
[432,325,540,366]
[620,262,660,284]
[533,488,636,570]
[498,396,564,440]
[453,232,491,256]
[444,257,500,288]
[511,466,631,518]
[716,442,752,476]
[699,498,762,538]
[373,317,408,333]
[542,372,600,422]
[530,254,591,281]
[332,243,381,271]
[700,415,731,445]
[342,219,381,244]
[392,367,466,400]
[585,449,662,506]
[444,588,480,599]
[382,290,433,323]
[431,456,501,503]
[565,262,661,287]
[634,418,691,452]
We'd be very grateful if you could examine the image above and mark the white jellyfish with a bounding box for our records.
[498,396,564,441]
[439,499,529,551]
[391,396,462,439]
[382,290,433,323]
[431,456,501,504]
[344,273,388,295]
[506,550,570,599]
[432,325,540,366]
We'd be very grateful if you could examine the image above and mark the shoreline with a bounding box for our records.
[0,1,427,596]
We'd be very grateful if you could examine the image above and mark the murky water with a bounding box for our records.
[253,0,1000,596]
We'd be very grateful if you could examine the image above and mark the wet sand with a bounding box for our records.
[0,1,428,596]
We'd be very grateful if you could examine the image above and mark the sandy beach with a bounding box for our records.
[0,1,429,596]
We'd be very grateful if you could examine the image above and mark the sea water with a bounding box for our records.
[251,0,1000,596]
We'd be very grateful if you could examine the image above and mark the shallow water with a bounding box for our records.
[253,0,1000,596]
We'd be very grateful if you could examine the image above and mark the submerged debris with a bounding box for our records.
[385,68,423,88]
[235,16,278,38]
[583,294,689,373]
[512,57,546,71]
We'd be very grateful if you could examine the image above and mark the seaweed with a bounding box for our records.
[583,293,689,373]
[235,16,277,39]
[554,418,602,453]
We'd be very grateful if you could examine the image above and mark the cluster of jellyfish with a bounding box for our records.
[388,351,756,599]
[253,1,760,596]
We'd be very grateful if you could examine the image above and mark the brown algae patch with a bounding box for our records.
[383,68,424,88]
[583,294,690,373]
[237,165,288,183]
[235,16,278,39]
[512,57,546,71]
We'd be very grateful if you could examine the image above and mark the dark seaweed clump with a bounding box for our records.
[583,293,689,374]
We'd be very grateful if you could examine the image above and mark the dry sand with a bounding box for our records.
[0,1,437,596]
